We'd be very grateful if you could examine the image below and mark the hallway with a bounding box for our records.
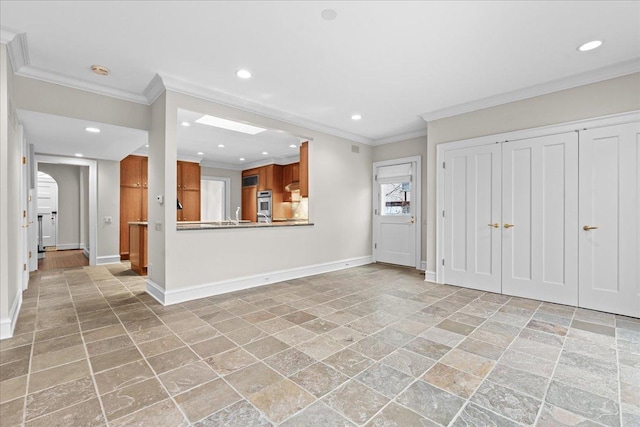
[0,264,638,426]
[37,249,89,270]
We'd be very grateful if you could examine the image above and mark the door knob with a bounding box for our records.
[504,223,515,229]
[583,225,599,231]
[488,223,500,228]
[407,217,415,224]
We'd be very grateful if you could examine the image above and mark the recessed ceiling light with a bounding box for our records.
[145,144,149,148]
[351,114,362,121]
[239,158,245,161]
[75,153,83,157]
[321,9,338,20]
[262,151,269,155]
[236,69,252,79]
[578,40,602,52]
[181,122,191,127]
[197,152,204,155]
[289,144,297,148]
[195,115,266,135]
[85,127,100,133]
[90,65,109,76]
[218,144,225,148]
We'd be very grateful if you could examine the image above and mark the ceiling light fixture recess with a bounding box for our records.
[578,40,602,52]
[351,114,362,121]
[321,9,337,20]
[145,144,149,148]
[181,122,191,127]
[75,153,83,157]
[197,152,204,155]
[236,69,252,79]
[195,115,266,135]
[262,151,269,155]
[90,65,110,76]
[218,144,225,148]
[85,127,100,133]
[289,144,297,148]
[239,158,245,161]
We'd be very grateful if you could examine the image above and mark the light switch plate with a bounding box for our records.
[155,221,162,231]
[104,216,112,224]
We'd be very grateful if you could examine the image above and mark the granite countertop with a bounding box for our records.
[176,220,312,231]
[128,222,148,225]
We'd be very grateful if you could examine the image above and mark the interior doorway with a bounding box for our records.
[36,171,58,250]
[201,176,230,221]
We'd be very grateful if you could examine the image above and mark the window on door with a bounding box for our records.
[377,162,412,216]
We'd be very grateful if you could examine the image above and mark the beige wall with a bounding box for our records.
[425,72,640,272]
[97,160,120,259]
[200,166,242,216]
[0,43,22,336]
[149,90,372,293]
[14,76,150,131]
[38,163,83,247]
[372,135,428,267]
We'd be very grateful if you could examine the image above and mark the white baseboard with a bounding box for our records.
[82,248,90,259]
[146,255,373,306]
[97,255,121,265]
[420,261,427,271]
[425,270,436,282]
[55,243,84,250]
[0,292,23,340]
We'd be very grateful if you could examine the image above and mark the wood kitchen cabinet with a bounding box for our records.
[120,155,147,260]
[282,162,300,202]
[177,161,201,221]
[129,223,147,275]
[242,186,257,222]
[300,141,309,197]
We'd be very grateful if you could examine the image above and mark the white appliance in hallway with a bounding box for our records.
[439,115,640,317]
[37,171,58,249]
[373,158,421,268]
[578,122,640,317]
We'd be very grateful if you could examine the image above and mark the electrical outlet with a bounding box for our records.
[104,216,112,224]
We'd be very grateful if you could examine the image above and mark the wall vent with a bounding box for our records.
[351,145,360,154]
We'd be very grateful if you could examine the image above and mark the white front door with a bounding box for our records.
[373,159,419,267]
[502,132,579,306]
[579,122,640,317]
[443,144,502,293]
[37,172,58,248]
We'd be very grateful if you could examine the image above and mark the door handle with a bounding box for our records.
[488,223,500,228]
[407,217,415,224]
[504,223,515,229]
[583,225,599,231]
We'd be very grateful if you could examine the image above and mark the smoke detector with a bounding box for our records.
[91,65,110,76]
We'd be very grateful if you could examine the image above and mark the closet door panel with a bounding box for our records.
[502,132,578,305]
[579,122,640,317]
[443,144,501,293]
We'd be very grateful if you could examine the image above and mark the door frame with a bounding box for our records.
[35,155,98,266]
[372,155,422,269]
[436,110,640,285]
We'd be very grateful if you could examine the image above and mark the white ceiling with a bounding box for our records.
[2,1,640,144]
[18,110,148,161]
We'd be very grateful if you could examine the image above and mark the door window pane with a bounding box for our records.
[381,182,411,215]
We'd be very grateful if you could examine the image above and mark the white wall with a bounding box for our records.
[147,90,372,300]
[0,42,22,338]
[38,163,83,249]
[200,166,242,215]
[425,72,640,272]
[373,135,427,268]
[97,160,120,260]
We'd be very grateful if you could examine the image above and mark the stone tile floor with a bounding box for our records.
[0,263,638,426]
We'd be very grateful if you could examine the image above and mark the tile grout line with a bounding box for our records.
[615,318,623,427]
[20,275,40,427]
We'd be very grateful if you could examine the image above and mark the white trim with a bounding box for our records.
[146,256,373,306]
[420,261,427,271]
[372,156,422,269]
[435,110,640,285]
[143,73,166,104]
[425,270,436,283]
[0,26,20,44]
[36,155,98,266]
[96,255,121,265]
[0,292,22,340]
[4,32,29,72]
[421,60,640,122]
[83,248,90,259]
[160,74,374,145]
[199,160,244,171]
[55,243,83,250]
[372,128,428,146]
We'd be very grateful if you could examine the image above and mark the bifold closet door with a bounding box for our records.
[502,132,579,306]
[579,122,640,317]
[443,144,502,293]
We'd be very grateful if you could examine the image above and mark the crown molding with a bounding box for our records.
[144,73,166,104]
[1,27,29,73]
[420,59,640,122]
[199,160,243,171]
[371,128,428,146]
[0,26,19,44]
[16,65,149,104]
[158,73,374,145]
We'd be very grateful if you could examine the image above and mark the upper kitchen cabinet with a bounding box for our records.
[120,155,147,259]
[121,155,145,188]
[300,141,309,198]
[177,161,201,221]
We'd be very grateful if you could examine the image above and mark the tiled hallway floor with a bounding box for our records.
[1,264,638,426]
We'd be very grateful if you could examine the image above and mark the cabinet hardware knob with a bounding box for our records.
[488,223,500,228]
[504,223,515,229]
[583,225,599,231]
